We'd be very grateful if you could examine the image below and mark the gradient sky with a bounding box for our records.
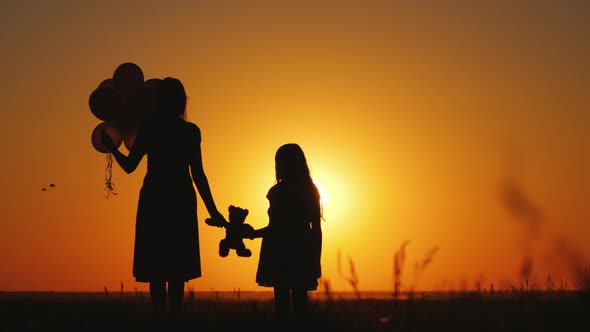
[1,1,589,293]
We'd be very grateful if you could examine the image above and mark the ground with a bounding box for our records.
[1,290,587,331]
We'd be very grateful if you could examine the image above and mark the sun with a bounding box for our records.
[311,167,354,231]
[314,180,330,210]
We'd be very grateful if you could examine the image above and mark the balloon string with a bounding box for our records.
[105,153,117,198]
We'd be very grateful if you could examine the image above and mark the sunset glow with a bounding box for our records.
[314,181,330,211]
[1,1,589,294]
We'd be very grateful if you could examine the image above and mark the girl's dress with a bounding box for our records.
[256,181,322,290]
[131,118,202,282]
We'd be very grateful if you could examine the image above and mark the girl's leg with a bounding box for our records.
[273,286,290,323]
[168,280,185,315]
[149,280,167,314]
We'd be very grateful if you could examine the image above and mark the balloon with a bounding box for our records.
[91,122,123,153]
[127,85,157,123]
[116,78,159,134]
[112,103,135,137]
[144,78,161,90]
[98,78,115,89]
[113,62,144,100]
[89,86,123,122]
[140,78,161,120]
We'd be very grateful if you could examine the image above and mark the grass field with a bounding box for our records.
[1,289,587,331]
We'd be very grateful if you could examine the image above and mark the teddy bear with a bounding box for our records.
[206,205,255,257]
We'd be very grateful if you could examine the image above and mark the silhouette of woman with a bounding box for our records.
[100,77,226,316]
[252,143,323,324]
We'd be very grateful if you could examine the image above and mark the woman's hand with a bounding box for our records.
[206,211,227,228]
[100,130,116,152]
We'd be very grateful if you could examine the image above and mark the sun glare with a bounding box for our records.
[315,180,330,209]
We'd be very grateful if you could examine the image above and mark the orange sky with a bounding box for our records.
[1,1,589,293]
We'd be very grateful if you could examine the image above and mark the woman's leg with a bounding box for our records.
[273,286,290,322]
[292,288,309,321]
[168,280,185,315]
[149,280,167,314]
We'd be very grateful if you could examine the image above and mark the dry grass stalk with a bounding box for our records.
[393,241,410,302]
[345,255,360,300]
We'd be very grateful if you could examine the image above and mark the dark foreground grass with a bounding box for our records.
[1,291,588,331]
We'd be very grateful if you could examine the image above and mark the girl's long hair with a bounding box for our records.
[275,143,324,220]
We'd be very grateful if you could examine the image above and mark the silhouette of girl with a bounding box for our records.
[101,77,226,316]
[252,143,323,323]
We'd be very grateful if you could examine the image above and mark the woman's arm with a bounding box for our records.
[109,147,143,174]
[101,130,143,173]
[189,141,226,225]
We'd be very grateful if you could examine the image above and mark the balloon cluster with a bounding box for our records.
[89,62,160,197]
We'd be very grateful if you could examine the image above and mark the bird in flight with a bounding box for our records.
[42,183,56,191]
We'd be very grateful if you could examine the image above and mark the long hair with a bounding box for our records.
[155,77,187,120]
[275,143,312,183]
[275,143,324,219]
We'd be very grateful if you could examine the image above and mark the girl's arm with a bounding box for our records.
[251,226,268,239]
[311,215,322,252]
[311,194,323,277]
